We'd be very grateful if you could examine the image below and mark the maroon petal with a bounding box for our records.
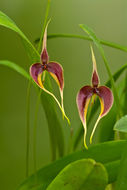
[90,85,114,144]
[47,61,64,111]
[47,62,64,91]
[97,86,114,117]
[76,86,93,148]
[30,63,44,88]
[91,46,100,87]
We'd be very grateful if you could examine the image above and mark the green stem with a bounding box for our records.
[33,90,42,181]
[37,0,51,53]
[47,33,127,53]
[26,80,31,178]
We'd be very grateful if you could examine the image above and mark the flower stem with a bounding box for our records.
[33,90,42,182]
[35,33,127,53]
[47,33,127,53]
[26,80,31,178]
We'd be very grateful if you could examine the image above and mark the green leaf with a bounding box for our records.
[17,140,126,190]
[115,141,127,190]
[105,160,120,184]
[47,159,108,190]
[114,115,127,133]
[0,11,65,158]
[0,60,30,79]
[80,24,122,117]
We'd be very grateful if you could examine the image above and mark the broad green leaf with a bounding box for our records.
[0,11,65,157]
[0,60,30,80]
[17,140,126,190]
[115,141,127,190]
[105,160,120,184]
[47,159,108,190]
[80,24,122,117]
[114,115,127,133]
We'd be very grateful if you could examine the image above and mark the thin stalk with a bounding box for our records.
[38,0,51,53]
[26,80,31,178]
[33,90,42,182]
[35,33,127,53]
[47,33,127,53]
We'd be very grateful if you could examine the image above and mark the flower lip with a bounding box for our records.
[42,63,48,70]
[93,87,99,94]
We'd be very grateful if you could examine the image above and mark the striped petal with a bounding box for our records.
[30,63,44,88]
[90,86,114,143]
[76,86,93,149]
[91,46,100,87]
[47,61,64,110]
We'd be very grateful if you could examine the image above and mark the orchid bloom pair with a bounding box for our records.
[30,23,113,149]
[30,23,69,123]
[76,47,113,148]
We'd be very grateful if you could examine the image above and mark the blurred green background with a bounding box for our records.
[0,0,127,189]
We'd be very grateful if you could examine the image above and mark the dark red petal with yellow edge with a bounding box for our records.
[47,62,64,91]
[30,63,43,86]
[76,86,93,123]
[97,86,114,117]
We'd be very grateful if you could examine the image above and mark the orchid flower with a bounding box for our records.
[30,22,69,123]
[76,47,114,149]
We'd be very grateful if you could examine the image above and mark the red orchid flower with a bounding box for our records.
[76,47,114,149]
[30,22,69,123]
